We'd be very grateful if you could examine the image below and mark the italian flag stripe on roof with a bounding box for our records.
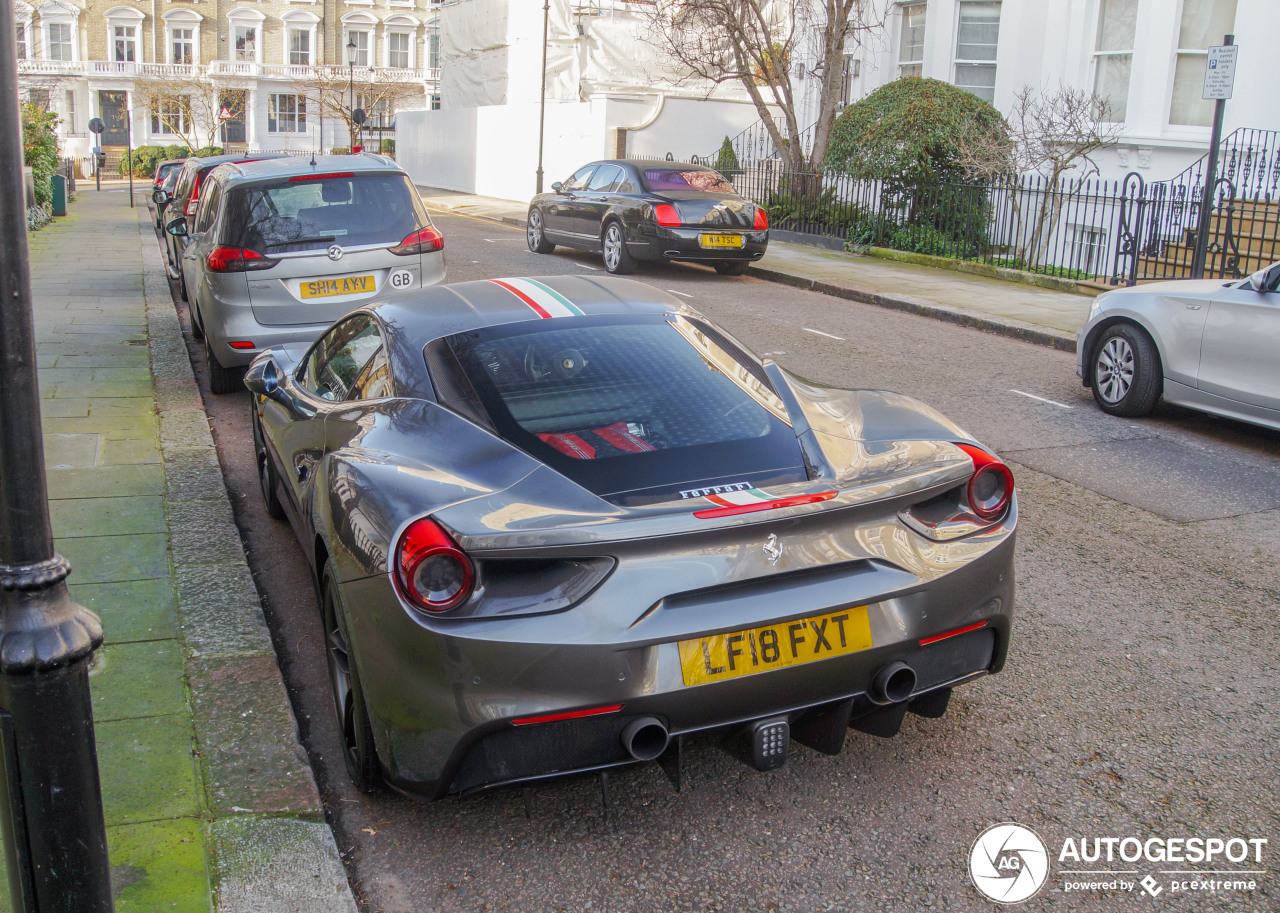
[488,278,586,318]
[702,487,777,508]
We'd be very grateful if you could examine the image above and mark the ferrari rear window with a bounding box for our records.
[642,169,736,194]
[441,315,808,503]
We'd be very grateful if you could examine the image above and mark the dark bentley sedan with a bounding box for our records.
[527,159,768,275]
[246,275,1016,799]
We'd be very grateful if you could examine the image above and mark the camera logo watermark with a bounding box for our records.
[969,823,1050,904]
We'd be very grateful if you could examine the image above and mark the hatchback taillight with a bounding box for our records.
[389,227,444,256]
[184,196,198,217]
[956,443,1013,522]
[394,518,474,612]
[206,247,276,273]
[654,204,680,227]
[753,207,768,230]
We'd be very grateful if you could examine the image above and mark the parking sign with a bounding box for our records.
[1203,45,1238,100]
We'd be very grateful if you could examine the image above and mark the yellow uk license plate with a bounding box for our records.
[678,606,873,687]
[299,274,376,299]
[699,233,744,249]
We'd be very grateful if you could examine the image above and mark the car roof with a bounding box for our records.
[181,152,291,171]
[624,159,718,172]
[371,275,688,346]
[214,154,405,185]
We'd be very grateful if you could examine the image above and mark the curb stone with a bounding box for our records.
[138,215,358,913]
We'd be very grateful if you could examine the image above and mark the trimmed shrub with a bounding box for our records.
[21,103,60,210]
[713,136,742,179]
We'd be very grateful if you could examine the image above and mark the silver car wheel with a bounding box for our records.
[603,224,623,270]
[528,209,543,248]
[1095,336,1134,404]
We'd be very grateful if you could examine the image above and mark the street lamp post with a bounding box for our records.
[346,37,357,149]
[0,1,115,909]
[535,0,549,194]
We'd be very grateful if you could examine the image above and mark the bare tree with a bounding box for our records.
[296,69,424,149]
[957,84,1122,268]
[644,0,882,173]
[136,74,250,150]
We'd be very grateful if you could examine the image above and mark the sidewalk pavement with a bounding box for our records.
[415,186,1095,352]
[27,186,357,912]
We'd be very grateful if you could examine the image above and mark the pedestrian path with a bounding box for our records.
[415,185,1093,351]
[26,187,356,912]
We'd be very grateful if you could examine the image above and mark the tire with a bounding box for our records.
[527,207,555,253]
[714,261,749,276]
[1090,323,1161,417]
[190,298,205,340]
[178,267,189,302]
[322,569,382,792]
[601,221,636,274]
[205,338,243,395]
[251,405,285,520]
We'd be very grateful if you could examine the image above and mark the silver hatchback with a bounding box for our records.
[172,155,446,392]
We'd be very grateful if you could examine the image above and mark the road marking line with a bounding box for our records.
[483,238,524,242]
[666,289,695,299]
[1010,389,1072,408]
[803,328,844,340]
[578,263,601,271]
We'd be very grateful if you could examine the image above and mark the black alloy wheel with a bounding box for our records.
[527,207,555,253]
[601,221,636,274]
[322,569,381,792]
[1091,323,1161,417]
[250,405,285,520]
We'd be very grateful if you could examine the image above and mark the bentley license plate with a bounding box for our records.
[299,274,376,299]
[678,606,873,687]
[699,233,744,249]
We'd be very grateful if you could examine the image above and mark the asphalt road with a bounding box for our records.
[167,210,1280,912]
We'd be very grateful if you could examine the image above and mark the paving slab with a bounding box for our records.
[50,495,167,538]
[107,819,212,913]
[69,578,180,644]
[96,715,202,826]
[57,532,170,584]
[91,640,188,722]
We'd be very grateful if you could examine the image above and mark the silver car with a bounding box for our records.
[246,275,1018,798]
[172,155,446,393]
[1077,261,1280,430]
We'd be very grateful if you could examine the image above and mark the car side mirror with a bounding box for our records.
[1248,263,1279,293]
[244,356,285,402]
[152,189,168,205]
[551,182,563,193]
[166,216,188,237]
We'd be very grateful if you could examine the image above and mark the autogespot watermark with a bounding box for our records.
[968,825,1269,903]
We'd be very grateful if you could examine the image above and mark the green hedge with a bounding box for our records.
[21,103,60,210]
[118,144,222,178]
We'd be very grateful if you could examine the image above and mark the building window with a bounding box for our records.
[151,97,189,135]
[171,28,194,65]
[431,93,441,110]
[1093,0,1136,122]
[48,22,73,62]
[28,88,50,109]
[346,29,369,66]
[233,25,256,62]
[840,54,859,105]
[111,25,135,62]
[269,94,306,133]
[288,29,311,66]
[428,27,439,68]
[954,1,1000,102]
[387,32,411,69]
[65,90,77,131]
[898,2,925,77]
[1071,225,1107,275]
[1169,0,1238,127]
[16,22,27,60]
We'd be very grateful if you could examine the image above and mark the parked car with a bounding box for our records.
[152,157,185,194]
[245,274,1017,798]
[152,166,183,232]
[161,152,290,301]
[1076,261,1280,431]
[526,159,768,275]
[172,154,445,393]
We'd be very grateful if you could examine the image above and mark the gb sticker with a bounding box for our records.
[387,268,415,291]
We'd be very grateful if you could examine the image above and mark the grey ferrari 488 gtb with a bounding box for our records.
[246,275,1017,798]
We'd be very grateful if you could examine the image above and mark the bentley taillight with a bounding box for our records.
[395,518,474,612]
[753,207,768,230]
[654,204,680,227]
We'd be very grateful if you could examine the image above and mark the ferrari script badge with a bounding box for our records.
[327,245,344,261]
[763,533,783,565]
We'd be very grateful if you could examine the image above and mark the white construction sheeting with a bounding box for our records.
[440,0,579,107]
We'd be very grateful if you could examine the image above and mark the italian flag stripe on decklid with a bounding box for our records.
[488,278,586,318]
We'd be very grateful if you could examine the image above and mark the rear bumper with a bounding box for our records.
[338,514,1016,798]
[629,226,768,263]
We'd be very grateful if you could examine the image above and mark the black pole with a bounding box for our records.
[535,0,549,194]
[348,62,354,149]
[1190,33,1233,279]
[126,106,133,208]
[0,1,115,910]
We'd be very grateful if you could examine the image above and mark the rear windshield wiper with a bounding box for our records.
[264,235,337,250]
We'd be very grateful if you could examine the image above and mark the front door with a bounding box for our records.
[219,91,246,145]
[98,91,129,145]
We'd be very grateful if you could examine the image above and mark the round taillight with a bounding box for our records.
[955,443,1014,523]
[395,518,474,612]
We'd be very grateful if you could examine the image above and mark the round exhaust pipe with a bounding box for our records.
[620,717,669,761]
[870,661,916,705]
